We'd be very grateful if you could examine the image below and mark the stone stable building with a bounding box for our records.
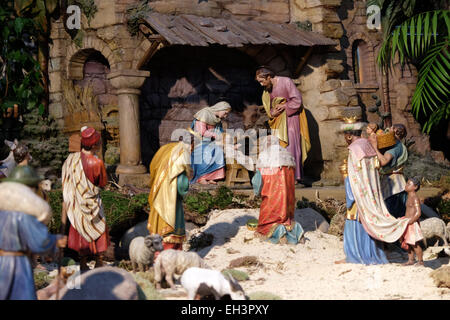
[48,0,436,186]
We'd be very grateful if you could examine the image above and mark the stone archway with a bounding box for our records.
[66,36,117,80]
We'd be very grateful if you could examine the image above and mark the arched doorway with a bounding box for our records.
[64,49,119,164]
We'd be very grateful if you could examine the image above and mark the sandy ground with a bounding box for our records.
[182,208,450,300]
[45,207,449,300]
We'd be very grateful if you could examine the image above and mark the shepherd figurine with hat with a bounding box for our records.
[61,126,109,272]
[0,165,67,299]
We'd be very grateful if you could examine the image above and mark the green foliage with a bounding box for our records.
[248,291,282,300]
[126,0,153,36]
[15,0,60,35]
[185,186,234,215]
[221,269,250,282]
[68,0,98,23]
[0,2,43,114]
[33,270,51,290]
[369,1,450,133]
[131,272,165,300]
[295,20,312,31]
[48,189,63,233]
[437,199,450,223]
[214,186,234,209]
[48,189,149,238]
[185,191,215,215]
[378,11,450,133]
[61,257,76,266]
[20,108,69,173]
[96,191,149,238]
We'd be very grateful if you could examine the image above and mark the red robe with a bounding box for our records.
[68,152,109,255]
[257,167,296,236]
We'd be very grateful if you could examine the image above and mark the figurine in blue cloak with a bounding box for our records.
[0,166,67,300]
[335,123,388,265]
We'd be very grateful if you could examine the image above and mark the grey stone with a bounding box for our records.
[120,221,150,252]
[295,208,330,233]
[59,267,139,300]
[420,204,440,219]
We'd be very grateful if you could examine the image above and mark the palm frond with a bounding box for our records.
[411,40,449,130]
[377,9,450,133]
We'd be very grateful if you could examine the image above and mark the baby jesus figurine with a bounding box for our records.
[401,177,424,266]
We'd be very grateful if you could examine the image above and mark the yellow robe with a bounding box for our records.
[262,91,311,165]
[147,142,191,243]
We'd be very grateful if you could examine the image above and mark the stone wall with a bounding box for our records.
[338,0,433,158]
[146,0,291,23]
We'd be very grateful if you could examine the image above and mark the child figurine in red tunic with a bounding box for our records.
[400,177,424,266]
[62,127,109,271]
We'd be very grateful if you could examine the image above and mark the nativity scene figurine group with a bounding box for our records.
[0,66,425,300]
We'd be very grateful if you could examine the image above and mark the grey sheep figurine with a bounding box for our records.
[154,249,209,289]
[129,234,164,272]
[420,217,449,248]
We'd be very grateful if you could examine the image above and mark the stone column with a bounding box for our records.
[107,69,150,175]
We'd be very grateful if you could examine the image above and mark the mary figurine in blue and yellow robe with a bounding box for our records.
[189,101,231,185]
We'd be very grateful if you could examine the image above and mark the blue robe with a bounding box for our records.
[343,178,388,265]
[190,119,225,184]
[0,211,57,300]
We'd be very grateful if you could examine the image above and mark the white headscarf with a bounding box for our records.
[0,182,52,225]
[256,135,296,169]
[193,101,232,125]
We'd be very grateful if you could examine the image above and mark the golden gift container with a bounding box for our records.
[339,159,348,178]
[376,131,396,149]
[246,218,259,231]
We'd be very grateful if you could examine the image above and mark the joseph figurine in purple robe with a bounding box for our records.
[0,166,67,300]
[256,66,311,183]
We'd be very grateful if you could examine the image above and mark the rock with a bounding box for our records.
[319,89,349,107]
[319,79,341,93]
[323,23,344,39]
[430,151,450,166]
[248,291,282,300]
[295,208,330,233]
[221,269,249,281]
[325,59,345,77]
[420,204,440,219]
[430,266,450,288]
[119,221,150,253]
[58,267,139,300]
[229,256,260,268]
[90,78,106,95]
[328,211,346,239]
[97,94,118,106]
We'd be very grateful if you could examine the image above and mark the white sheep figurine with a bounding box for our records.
[153,249,209,289]
[0,139,18,177]
[129,234,164,272]
[181,267,247,300]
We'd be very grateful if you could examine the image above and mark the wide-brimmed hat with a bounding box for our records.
[1,165,43,186]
